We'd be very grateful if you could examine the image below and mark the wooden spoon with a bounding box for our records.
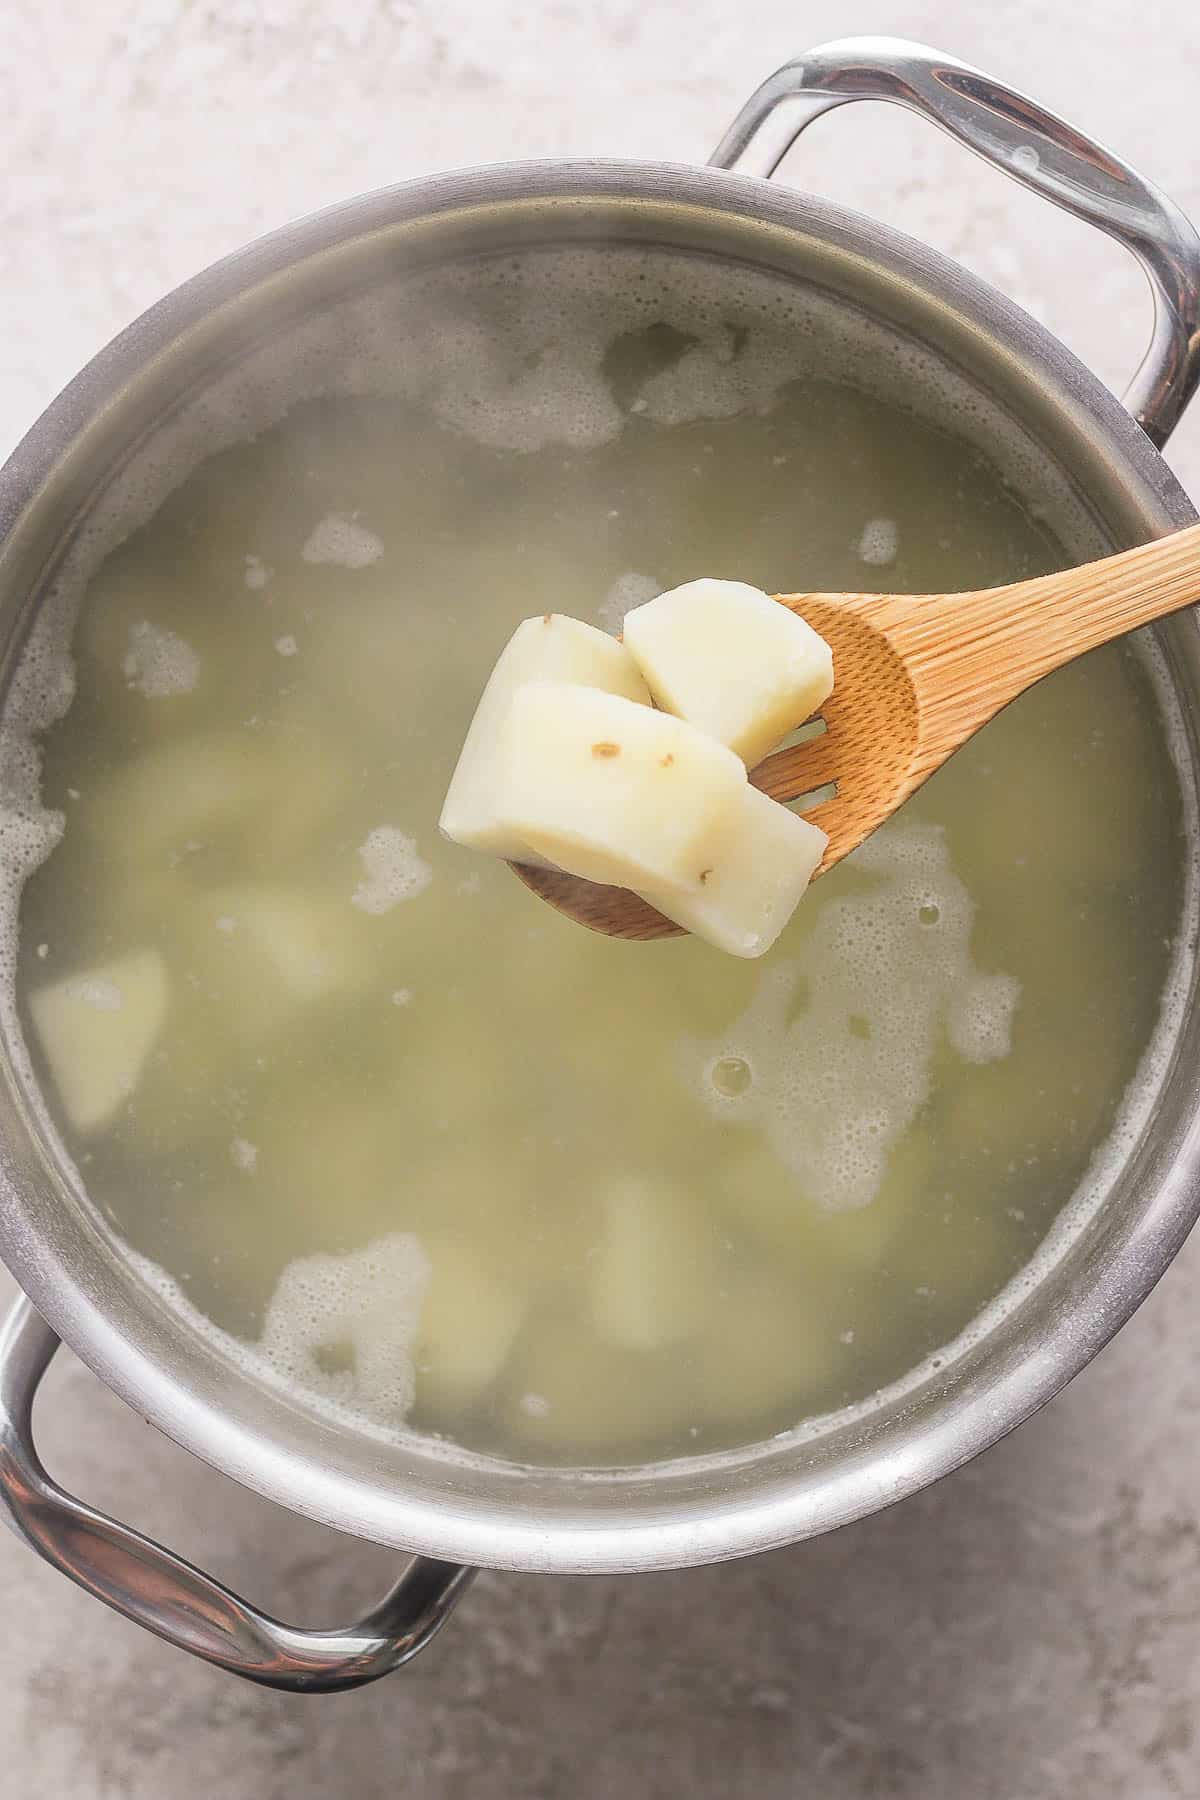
[513,523,1200,940]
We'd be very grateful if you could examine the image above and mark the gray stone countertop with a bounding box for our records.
[2,3,1200,1794]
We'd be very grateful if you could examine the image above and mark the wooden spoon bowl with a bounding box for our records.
[514,523,1200,940]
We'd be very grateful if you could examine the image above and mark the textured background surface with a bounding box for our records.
[3,3,1200,1794]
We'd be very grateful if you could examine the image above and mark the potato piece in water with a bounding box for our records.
[935,648,1155,898]
[717,1126,933,1276]
[440,613,650,863]
[589,1173,718,1351]
[30,948,167,1134]
[412,1240,527,1416]
[622,578,834,769]
[86,730,271,868]
[245,719,354,870]
[74,560,209,724]
[637,784,826,957]
[697,1269,837,1430]
[502,1315,693,1457]
[187,883,369,1037]
[941,1035,1124,1171]
[500,683,746,893]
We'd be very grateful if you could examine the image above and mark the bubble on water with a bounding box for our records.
[686,823,1015,1211]
[64,976,123,1012]
[710,1054,753,1098]
[301,513,383,569]
[520,1392,550,1418]
[230,1136,258,1174]
[633,324,798,426]
[122,620,200,697]
[243,554,271,590]
[948,972,1021,1064]
[434,328,624,453]
[274,634,298,657]
[856,517,899,567]
[596,571,662,634]
[352,826,432,914]
[129,1235,432,1431]
[391,987,413,1007]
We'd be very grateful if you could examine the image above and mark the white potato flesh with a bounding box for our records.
[698,1270,836,1427]
[440,613,651,862]
[590,1173,716,1351]
[501,1317,692,1454]
[203,884,366,1000]
[30,948,168,1134]
[622,578,834,769]
[413,1241,527,1413]
[636,785,826,957]
[501,682,746,893]
[87,730,270,864]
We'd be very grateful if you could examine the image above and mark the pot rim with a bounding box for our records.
[1,156,1198,1575]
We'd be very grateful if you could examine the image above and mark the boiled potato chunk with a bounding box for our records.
[413,1240,527,1414]
[30,948,167,1134]
[177,885,370,1057]
[501,682,746,893]
[698,1270,836,1428]
[87,730,270,865]
[636,785,826,957]
[589,1173,716,1351]
[202,883,367,1001]
[502,1315,693,1456]
[622,578,834,769]
[440,613,651,861]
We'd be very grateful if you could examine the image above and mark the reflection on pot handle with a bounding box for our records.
[710,36,1200,449]
[0,1297,475,1692]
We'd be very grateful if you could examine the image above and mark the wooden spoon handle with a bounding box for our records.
[857,520,1200,759]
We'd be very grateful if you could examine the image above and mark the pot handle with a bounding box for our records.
[710,36,1200,449]
[0,1297,475,1692]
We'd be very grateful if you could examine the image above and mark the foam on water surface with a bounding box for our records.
[690,824,1017,1211]
[122,620,201,697]
[351,827,432,914]
[856,517,899,567]
[63,976,124,1011]
[301,512,384,569]
[130,1234,432,1440]
[596,571,662,634]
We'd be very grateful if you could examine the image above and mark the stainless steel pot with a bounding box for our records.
[2,37,1200,1693]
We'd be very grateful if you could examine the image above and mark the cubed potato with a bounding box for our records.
[931,646,1155,900]
[413,1240,527,1414]
[87,731,270,866]
[622,578,834,768]
[501,1314,694,1457]
[501,683,746,893]
[940,1035,1124,1172]
[440,613,651,861]
[716,1123,933,1275]
[30,948,168,1134]
[636,785,826,957]
[589,1173,717,1351]
[697,1270,837,1430]
[211,884,367,998]
[188,884,369,1050]
[246,718,353,870]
